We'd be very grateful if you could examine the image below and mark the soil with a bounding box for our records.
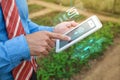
[72,37,120,80]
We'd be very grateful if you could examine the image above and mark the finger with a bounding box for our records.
[70,21,78,27]
[37,54,45,59]
[66,21,78,28]
[66,23,72,28]
[47,39,55,48]
[49,39,55,47]
[42,50,49,55]
[52,39,56,42]
[48,32,71,41]
[42,42,52,52]
[52,39,56,47]
[52,39,56,46]
[46,45,52,52]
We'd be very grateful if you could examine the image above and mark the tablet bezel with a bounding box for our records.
[56,15,102,53]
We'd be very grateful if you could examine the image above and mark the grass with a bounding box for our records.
[41,0,72,6]
[31,11,86,26]
[31,11,60,26]
[41,0,120,15]
[77,0,120,14]
[28,4,45,13]
[41,0,60,4]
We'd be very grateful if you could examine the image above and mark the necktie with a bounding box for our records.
[1,0,37,80]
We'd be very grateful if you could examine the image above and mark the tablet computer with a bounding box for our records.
[56,15,102,53]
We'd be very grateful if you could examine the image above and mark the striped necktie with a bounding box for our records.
[1,0,37,80]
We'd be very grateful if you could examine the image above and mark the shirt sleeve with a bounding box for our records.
[0,35,30,74]
[27,19,54,33]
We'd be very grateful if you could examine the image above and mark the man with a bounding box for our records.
[0,0,78,80]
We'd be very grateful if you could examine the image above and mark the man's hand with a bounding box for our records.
[26,31,70,57]
[54,21,78,34]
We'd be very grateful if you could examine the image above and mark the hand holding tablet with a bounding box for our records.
[56,15,102,53]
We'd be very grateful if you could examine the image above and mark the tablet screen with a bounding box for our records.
[59,19,96,48]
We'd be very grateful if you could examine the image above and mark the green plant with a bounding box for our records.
[31,11,61,26]
[41,0,73,6]
[28,4,45,13]
[31,11,86,26]
[79,0,120,15]
[37,22,120,80]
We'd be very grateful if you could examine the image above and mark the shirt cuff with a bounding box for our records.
[38,26,54,32]
[6,35,30,66]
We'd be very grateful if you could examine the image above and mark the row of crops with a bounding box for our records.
[28,1,120,80]
[41,0,120,16]
[32,12,120,80]
[36,21,120,80]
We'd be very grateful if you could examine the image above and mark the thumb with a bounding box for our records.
[48,32,71,41]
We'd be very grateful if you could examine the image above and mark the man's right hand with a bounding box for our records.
[25,31,70,57]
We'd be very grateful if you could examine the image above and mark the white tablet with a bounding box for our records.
[56,15,102,53]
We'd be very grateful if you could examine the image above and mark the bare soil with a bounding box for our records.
[73,37,120,80]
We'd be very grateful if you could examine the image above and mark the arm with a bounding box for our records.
[0,35,30,74]
[25,21,78,57]
[27,19,54,33]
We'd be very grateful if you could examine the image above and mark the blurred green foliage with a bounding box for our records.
[80,0,120,15]
[30,8,120,80]
[28,4,45,13]
[28,1,120,80]
[41,0,71,6]
[29,0,120,80]
[41,0,120,15]
[31,11,86,26]
[31,12,60,26]
[36,22,120,80]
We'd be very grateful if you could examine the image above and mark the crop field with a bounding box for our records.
[28,0,120,80]
[41,0,120,15]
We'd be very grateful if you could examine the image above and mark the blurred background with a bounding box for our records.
[27,0,120,80]
[42,0,120,14]
[28,0,120,26]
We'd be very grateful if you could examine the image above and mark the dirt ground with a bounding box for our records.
[73,37,120,80]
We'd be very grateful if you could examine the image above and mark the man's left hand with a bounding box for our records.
[54,21,78,34]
